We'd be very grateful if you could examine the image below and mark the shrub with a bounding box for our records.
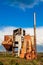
[0,62,3,65]
[10,59,16,65]
[15,63,19,65]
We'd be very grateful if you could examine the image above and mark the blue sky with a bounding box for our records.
[0,0,43,28]
[0,0,43,52]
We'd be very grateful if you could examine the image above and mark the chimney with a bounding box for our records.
[34,12,36,52]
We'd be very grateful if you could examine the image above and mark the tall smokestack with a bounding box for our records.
[34,12,37,53]
[34,13,36,27]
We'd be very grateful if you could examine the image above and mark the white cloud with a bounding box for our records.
[25,27,43,45]
[3,0,39,9]
[36,27,43,45]
[0,26,43,46]
[1,0,43,9]
[0,26,17,45]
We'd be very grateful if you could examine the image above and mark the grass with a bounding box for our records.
[0,52,43,65]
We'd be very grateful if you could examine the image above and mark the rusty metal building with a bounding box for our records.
[2,35,13,51]
[2,28,37,60]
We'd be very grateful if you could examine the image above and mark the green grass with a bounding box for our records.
[0,53,43,65]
